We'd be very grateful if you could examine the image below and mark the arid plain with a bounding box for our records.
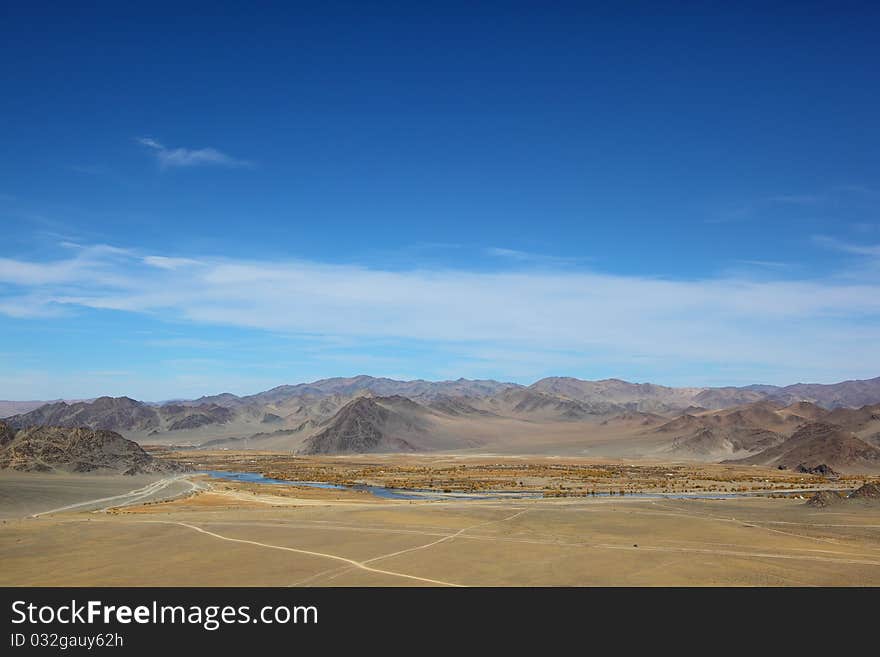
[3,453,880,587]
[3,375,880,586]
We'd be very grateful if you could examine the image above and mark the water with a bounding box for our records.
[202,470,541,500]
[203,470,347,489]
[201,470,823,502]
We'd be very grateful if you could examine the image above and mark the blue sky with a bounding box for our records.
[2,2,879,400]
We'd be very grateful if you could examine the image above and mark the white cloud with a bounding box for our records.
[137,137,163,150]
[1,244,880,382]
[136,137,252,169]
[143,256,200,270]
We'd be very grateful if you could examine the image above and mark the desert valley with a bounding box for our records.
[2,374,880,587]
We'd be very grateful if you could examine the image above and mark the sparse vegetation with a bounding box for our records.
[153,450,864,497]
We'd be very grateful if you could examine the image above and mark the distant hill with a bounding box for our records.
[5,397,160,432]
[0,421,188,474]
[299,396,426,454]
[653,404,791,460]
[3,374,880,463]
[726,422,880,472]
[487,388,615,419]
[0,400,61,417]
[0,398,99,417]
[768,377,880,409]
[821,403,880,432]
[528,377,702,412]
[5,397,235,434]
[242,376,521,405]
[692,387,769,409]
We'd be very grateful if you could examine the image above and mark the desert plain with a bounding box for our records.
[2,452,879,587]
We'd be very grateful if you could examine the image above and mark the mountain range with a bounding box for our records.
[4,374,880,471]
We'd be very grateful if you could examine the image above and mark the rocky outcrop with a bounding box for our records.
[0,420,14,447]
[807,490,847,508]
[848,482,880,499]
[0,425,188,474]
[795,463,838,477]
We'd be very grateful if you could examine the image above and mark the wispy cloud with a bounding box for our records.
[730,259,794,270]
[136,137,253,169]
[485,247,579,265]
[831,184,880,196]
[812,235,880,257]
[709,183,879,224]
[767,194,823,205]
[142,255,201,270]
[1,244,879,381]
[851,223,878,234]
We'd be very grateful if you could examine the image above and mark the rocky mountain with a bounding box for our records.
[821,403,880,433]
[183,392,246,408]
[4,374,880,462]
[727,422,880,472]
[0,421,187,474]
[4,397,235,434]
[691,387,769,409]
[299,396,428,454]
[160,403,235,430]
[5,396,159,431]
[528,377,702,412]
[0,400,62,417]
[650,400,824,459]
[654,412,787,459]
[767,376,880,409]
[485,388,615,419]
[425,395,494,417]
[230,376,522,406]
[527,375,880,411]
[779,401,828,422]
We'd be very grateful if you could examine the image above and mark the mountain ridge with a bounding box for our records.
[9,374,880,413]
[4,374,880,469]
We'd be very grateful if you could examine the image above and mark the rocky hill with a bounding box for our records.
[299,397,426,454]
[0,420,15,447]
[768,377,880,409]
[6,396,160,432]
[849,482,880,499]
[655,417,786,459]
[727,422,880,472]
[650,401,814,459]
[0,421,188,474]
[486,388,615,419]
[528,377,702,412]
[5,397,236,434]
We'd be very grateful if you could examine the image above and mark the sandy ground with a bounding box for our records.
[0,471,198,520]
[2,473,880,586]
